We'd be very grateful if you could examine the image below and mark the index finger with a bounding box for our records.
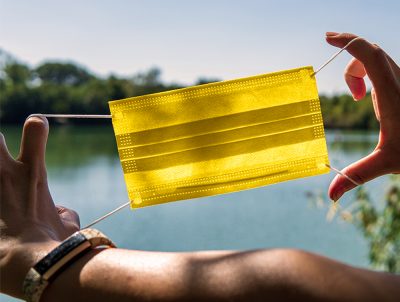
[326,33,397,102]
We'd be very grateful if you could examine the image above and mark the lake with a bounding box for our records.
[0,125,389,301]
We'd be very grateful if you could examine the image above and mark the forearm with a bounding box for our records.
[41,248,195,301]
[42,248,282,301]
[7,244,400,301]
[34,248,400,302]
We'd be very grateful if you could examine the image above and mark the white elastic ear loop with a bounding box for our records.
[325,164,361,186]
[27,113,112,119]
[311,37,362,76]
[82,202,131,229]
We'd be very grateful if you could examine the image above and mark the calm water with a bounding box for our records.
[0,125,389,301]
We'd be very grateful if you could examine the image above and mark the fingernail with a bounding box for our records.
[326,32,339,37]
[26,114,46,122]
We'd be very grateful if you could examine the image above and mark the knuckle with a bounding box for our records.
[66,208,80,224]
[58,206,81,230]
[342,167,365,185]
[342,32,358,40]
[372,44,386,59]
[351,173,365,185]
[349,36,366,48]
[70,209,80,220]
[56,205,66,214]
[71,218,81,230]
[355,37,367,45]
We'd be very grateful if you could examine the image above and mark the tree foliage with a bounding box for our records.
[35,62,93,86]
[0,55,183,123]
[350,179,400,272]
[320,94,378,130]
[308,176,400,272]
[0,50,379,128]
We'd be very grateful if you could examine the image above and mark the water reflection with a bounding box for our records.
[328,130,377,153]
[3,125,118,165]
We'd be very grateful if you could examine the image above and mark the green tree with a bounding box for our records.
[309,176,400,272]
[0,61,36,123]
[35,62,93,86]
[3,62,32,86]
[350,179,400,272]
[320,93,378,129]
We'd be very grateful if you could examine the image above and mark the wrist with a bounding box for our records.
[21,229,115,302]
[4,240,60,299]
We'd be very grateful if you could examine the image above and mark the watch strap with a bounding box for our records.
[23,228,115,302]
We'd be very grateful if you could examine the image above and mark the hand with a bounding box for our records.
[326,32,400,201]
[0,117,80,299]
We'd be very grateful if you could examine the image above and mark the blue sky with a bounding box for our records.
[1,0,399,94]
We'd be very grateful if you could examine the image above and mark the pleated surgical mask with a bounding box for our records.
[109,66,330,208]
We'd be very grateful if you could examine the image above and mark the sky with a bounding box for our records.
[1,0,399,94]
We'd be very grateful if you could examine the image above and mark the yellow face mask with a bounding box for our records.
[109,66,330,208]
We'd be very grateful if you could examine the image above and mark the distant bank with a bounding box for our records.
[0,49,378,129]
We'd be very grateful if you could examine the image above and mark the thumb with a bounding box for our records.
[328,148,392,201]
[18,116,49,168]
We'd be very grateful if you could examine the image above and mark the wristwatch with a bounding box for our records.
[23,228,116,302]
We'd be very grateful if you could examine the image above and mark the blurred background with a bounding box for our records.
[1,1,399,301]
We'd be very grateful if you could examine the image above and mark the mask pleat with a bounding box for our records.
[115,99,315,147]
